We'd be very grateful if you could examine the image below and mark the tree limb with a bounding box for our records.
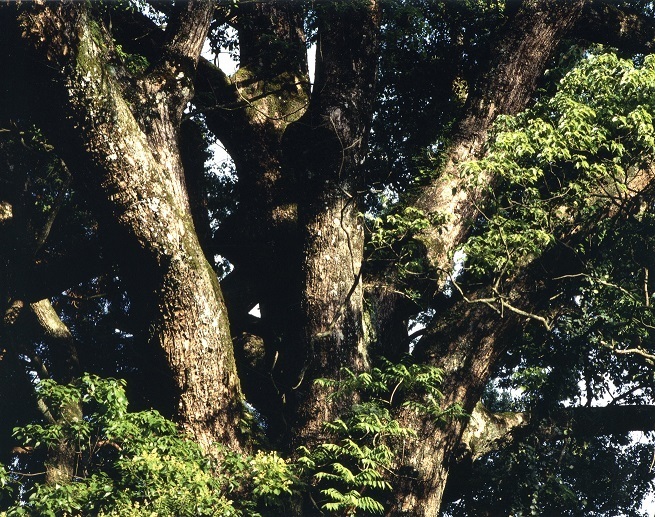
[413,0,586,286]
[461,402,655,464]
[151,0,216,76]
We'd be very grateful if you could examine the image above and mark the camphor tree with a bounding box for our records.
[2,0,655,515]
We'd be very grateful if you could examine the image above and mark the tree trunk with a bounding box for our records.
[390,248,562,514]
[195,3,310,437]
[195,1,382,445]
[30,300,82,486]
[391,161,654,514]
[281,1,381,445]
[11,1,242,451]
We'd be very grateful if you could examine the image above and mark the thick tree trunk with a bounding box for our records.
[390,250,562,514]
[12,1,242,451]
[393,307,515,514]
[193,0,382,445]
[281,1,381,445]
[363,0,588,384]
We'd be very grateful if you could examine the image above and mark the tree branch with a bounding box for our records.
[461,402,655,464]
[154,0,216,73]
[413,0,586,285]
[22,244,105,303]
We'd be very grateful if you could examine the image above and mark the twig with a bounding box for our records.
[601,339,655,363]
[11,470,47,478]
[611,347,655,362]
[499,299,551,331]
[450,275,551,330]
[645,268,650,308]
[449,276,501,315]
[389,380,403,406]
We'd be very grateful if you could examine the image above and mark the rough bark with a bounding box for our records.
[387,239,573,514]
[361,0,590,391]
[387,5,655,509]
[281,0,381,446]
[103,0,380,445]
[460,402,655,464]
[29,299,82,486]
[10,1,242,451]
[364,283,415,362]
[30,300,79,382]
[362,3,587,510]
[459,402,531,463]
[4,0,655,512]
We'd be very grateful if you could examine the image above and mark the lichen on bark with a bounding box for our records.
[16,1,243,451]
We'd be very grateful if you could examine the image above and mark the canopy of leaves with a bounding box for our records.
[3,1,655,515]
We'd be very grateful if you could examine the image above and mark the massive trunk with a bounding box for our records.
[390,226,586,514]
[7,1,242,451]
[194,1,382,445]
[4,0,654,513]
[282,1,381,444]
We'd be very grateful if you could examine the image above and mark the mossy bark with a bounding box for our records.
[16,1,242,451]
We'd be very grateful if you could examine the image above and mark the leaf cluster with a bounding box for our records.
[299,357,463,515]
[462,50,655,284]
[0,376,297,517]
[0,360,459,516]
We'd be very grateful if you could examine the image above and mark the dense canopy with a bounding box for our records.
[1,0,655,515]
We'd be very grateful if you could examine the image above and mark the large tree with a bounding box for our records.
[2,0,655,515]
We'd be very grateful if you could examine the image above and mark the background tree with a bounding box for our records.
[1,0,655,515]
